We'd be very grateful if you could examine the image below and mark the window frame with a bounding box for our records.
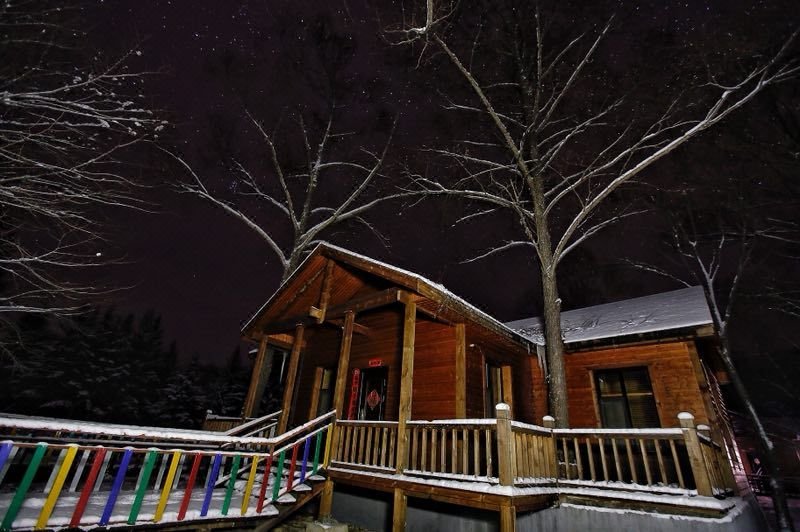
[592,366,660,428]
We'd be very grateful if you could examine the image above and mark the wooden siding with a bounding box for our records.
[411,320,457,420]
[565,340,710,428]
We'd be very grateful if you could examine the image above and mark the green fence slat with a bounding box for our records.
[221,454,241,516]
[271,451,285,502]
[1,443,47,531]
[128,450,159,525]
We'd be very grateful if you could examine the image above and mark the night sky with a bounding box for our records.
[74,0,798,385]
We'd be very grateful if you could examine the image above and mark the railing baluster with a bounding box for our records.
[440,429,446,473]
[2,443,46,529]
[241,455,260,515]
[221,454,241,516]
[272,451,285,502]
[669,440,685,488]
[36,444,78,529]
[70,447,107,528]
[286,444,299,491]
[172,454,187,490]
[421,429,428,472]
[586,438,596,481]
[611,438,623,482]
[256,451,274,513]
[574,438,584,479]
[300,436,311,483]
[388,426,395,469]
[177,453,203,521]
[365,427,374,466]
[430,429,437,471]
[200,453,223,517]
[451,429,458,474]
[43,448,67,493]
[99,448,133,526]
[382,427,390,468]
[639,439,653,485]
[93,450,112,493]
[561,438,570,480]
[655,439,668,485]
[625,439,637,484]
[128,449,158,525]
[154,450,183,522]
[313,431,323,475]
[485,429,492,479]
[462,428,469,475]
[69,449,91,493]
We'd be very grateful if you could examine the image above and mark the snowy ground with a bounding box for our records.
[756,496,800,531]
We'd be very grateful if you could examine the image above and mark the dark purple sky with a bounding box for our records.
[83,1,798,366]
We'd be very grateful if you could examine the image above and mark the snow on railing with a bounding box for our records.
[0,411,335,530]
[329,408,736,501]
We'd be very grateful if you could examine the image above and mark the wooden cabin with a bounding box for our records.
[237,244,746,531]
[240,243,544,431]
[241,244,728,436]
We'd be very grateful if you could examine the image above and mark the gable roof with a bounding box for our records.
[505,286,713,346]
[242,243,534,349]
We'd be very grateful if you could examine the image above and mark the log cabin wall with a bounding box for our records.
[410,319,457,420]
[564,339,711,428]
[529,357,548,423]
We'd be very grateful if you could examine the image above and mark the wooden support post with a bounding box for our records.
[308,367,324,419]
[501,366,514,417]
[315,259,336,323]
[679,412,713,496]
[277,325,305,434]
[326,312,354,473]
[499,504,516,532]
[396,301,416,474]
[455,324,466,418]
[332,312,355,419]
[392,488,407,532]
[242,337,270,418]
[496,403,515,486]
[318,478,334,518]
[542,416,557,478]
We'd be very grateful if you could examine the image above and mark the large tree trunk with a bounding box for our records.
[719,339,795,531]
[541,266,569,427]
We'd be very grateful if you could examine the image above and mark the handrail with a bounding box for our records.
[224,410,282,436]
[0,412,336,530]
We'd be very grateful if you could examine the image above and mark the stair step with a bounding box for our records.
[292,483,312,492]
[277,493,297,504]
[307,474,325,481]
[262,504,280,516]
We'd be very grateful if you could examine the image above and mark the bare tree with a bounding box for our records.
[169,107,404,280]
[0,1,162,358]
[391,0,798,426]
[626,181,799,530]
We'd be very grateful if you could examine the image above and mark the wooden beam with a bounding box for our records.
[392,488,407,532]
[396,301,416,474]
[242,337,269,418]
[277,324,305,434]
[502,365,514,418]
[332,311,355,419]
[499,504,516,532]
[316,259,336,323]
[308,367,324,420]
[263,288,401,334]
[327,318,370,336]
[455,324,466,419]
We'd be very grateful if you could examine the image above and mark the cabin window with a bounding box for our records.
[594,367,659,428]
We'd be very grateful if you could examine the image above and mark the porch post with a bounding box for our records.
[319,311,354,519]
[277,324,305,434]
[242,337,269,418]
[395,301,416,474]
[679,412,713,496]
[455,323,466,418]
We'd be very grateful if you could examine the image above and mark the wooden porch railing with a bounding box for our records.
[328,407,736,499]
[332,420,398,471]
[0,411,335,530]
[202,410,282,437]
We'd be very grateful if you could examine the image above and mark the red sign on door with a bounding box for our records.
[368,358,383,367]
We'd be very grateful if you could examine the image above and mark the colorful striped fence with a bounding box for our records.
[0,412,334,531]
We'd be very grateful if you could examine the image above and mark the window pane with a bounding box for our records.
[628,396,659,427]
[596,372,623,396]
[621,368,652,394]
[599,398,629,428]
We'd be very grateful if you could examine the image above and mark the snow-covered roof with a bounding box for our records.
[505,286,713,346]
[243,243,535,348]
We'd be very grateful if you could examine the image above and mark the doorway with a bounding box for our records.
[355,366,388,421]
